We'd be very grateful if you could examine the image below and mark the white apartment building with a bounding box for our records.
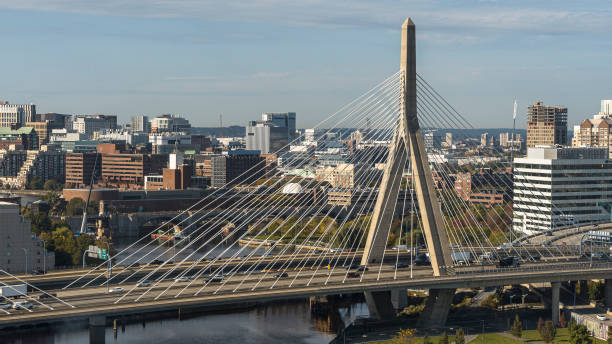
[513,147,612,235]
[150,115,191,133]
[0,102,36,127]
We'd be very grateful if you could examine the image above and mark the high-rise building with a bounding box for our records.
[261,112,297,141]
[480,132,489,147]
[131,115,151,133]
[211,150,264,188]
[602,100,612,115]
[35,113,71,130]
[423,130,441,149]
[445,133,453,147]
[0,101,36,127]
[513,147,612,234]
[0,202,54,274]
[246,121,289,154]
[526,101,568,148]
[150,114,191,133]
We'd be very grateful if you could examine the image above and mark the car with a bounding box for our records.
[346,272,360,278]
[131,262,140,267]
[594,224,599,228]
[109,287,125,293]
[205,275,224,283]
[31,270,44,275]
[541,242,552,247]
[497,256,520,268]
[597,314,608,321]
[36,293,56,300]
[0,303,11,310]
[449,243,461,249]
[345,264,359,270]
[511,242,524,247]
[414,253,431,266]
[166,261,174,265]
[275,272,289,278]
[591,252,608,260]
[136,281,152,287]
[174,277,189,283]
[395,263,409,269]
[151,259,164,265]
[12,301,33,310]
[545,231,553,236]
[355,266,369,272]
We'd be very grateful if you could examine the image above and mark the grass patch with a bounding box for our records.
[521,328,605,343]
[472,334,524,343]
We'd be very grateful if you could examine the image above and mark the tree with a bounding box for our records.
[66,197,85,216]
[511,314,522,338]
[588,282,603,302]
[390,328,415,344]
[438,331,448,344]
[455,328,465,344]
[44,179,62,191]
[539,320,556,343]
[570,324,592,344]
[28,176,43,190]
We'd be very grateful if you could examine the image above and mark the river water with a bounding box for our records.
[5,299,369,344]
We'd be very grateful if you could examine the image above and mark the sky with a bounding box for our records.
[1,0,611,129]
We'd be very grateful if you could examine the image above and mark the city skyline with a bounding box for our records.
[1,1,610,128]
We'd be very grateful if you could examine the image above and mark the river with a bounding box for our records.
[4,298,369,344]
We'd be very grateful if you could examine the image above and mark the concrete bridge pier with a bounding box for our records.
[89,315,106,344]
[604,279,612,308]
[391,288,408,311]
[364,291,396,319]
[417,288,455,328]
[552,282,560,325]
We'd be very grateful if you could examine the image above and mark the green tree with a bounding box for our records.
[511,314,522,338]
[588,282,603,302]
[570,324,592,344]
[438,331,448,344]
[66,197,85,216]
[390,328,415,344]
[28,176,43,190]
[28,212,52,235]
[44,179,62,191]
[539,320,556,343]
[455,328,465,344]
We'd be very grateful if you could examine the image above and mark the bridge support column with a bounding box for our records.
[391,288,408,310]
[89,315,106,344]
[552,282,560,325]
[418,288,455,328]
[364,291,396,319]
[605,279,612,308]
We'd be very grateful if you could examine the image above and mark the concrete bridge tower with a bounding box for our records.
[360,18,455,325]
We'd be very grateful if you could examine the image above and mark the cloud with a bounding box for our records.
[2,0,610,36]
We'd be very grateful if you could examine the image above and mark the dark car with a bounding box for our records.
[355,266,369,272]
[413,254,430,266]
[395,263,409,269]
[497,256,520,268]
[345,264,359,270]
[36,293,56,300]
[275,272,288,278]
[346,272,360,278]
[151,259,164,265]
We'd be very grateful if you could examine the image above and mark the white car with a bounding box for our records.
[174,277,189,283]
[109,287,125,293]
[136,281,152,287]
[596,314,608,321]
[12,301,33,310]
[0,303,12,310]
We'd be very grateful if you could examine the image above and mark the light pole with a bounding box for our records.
[21,248,28,284]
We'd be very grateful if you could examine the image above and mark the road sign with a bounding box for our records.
[99,249,108,260]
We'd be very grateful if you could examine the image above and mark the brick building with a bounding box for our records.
[65,152,101,188]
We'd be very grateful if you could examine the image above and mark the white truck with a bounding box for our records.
[0,284,27,298]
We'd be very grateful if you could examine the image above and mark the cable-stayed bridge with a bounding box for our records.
[3,17,612,341]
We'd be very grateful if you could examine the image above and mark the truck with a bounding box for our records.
[451,251,472,265]
[0,284,27,298]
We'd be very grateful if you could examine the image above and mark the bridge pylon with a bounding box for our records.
[361,18,453,276]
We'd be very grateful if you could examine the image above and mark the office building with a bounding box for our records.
[261,112,297,141]
[150,115,191,133]
[65,152,101,188]
[0,127,38,150]
[445,133,453,147]
[35,113,71,130]
[211,150,264,188]
[423,130,441,149]
[480,132,489,147]
[513,147,612,234]
[73,114,117,138]
[0,101,36,127]
[98,144,167,189]
[131,115,151,133]
[0,151,27,177]
[246,121,289,154]
[0,202,54,274]
[25,121,51,145]
[315,163,366,188]
[526,101,568,148]
[602,100,612,116]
